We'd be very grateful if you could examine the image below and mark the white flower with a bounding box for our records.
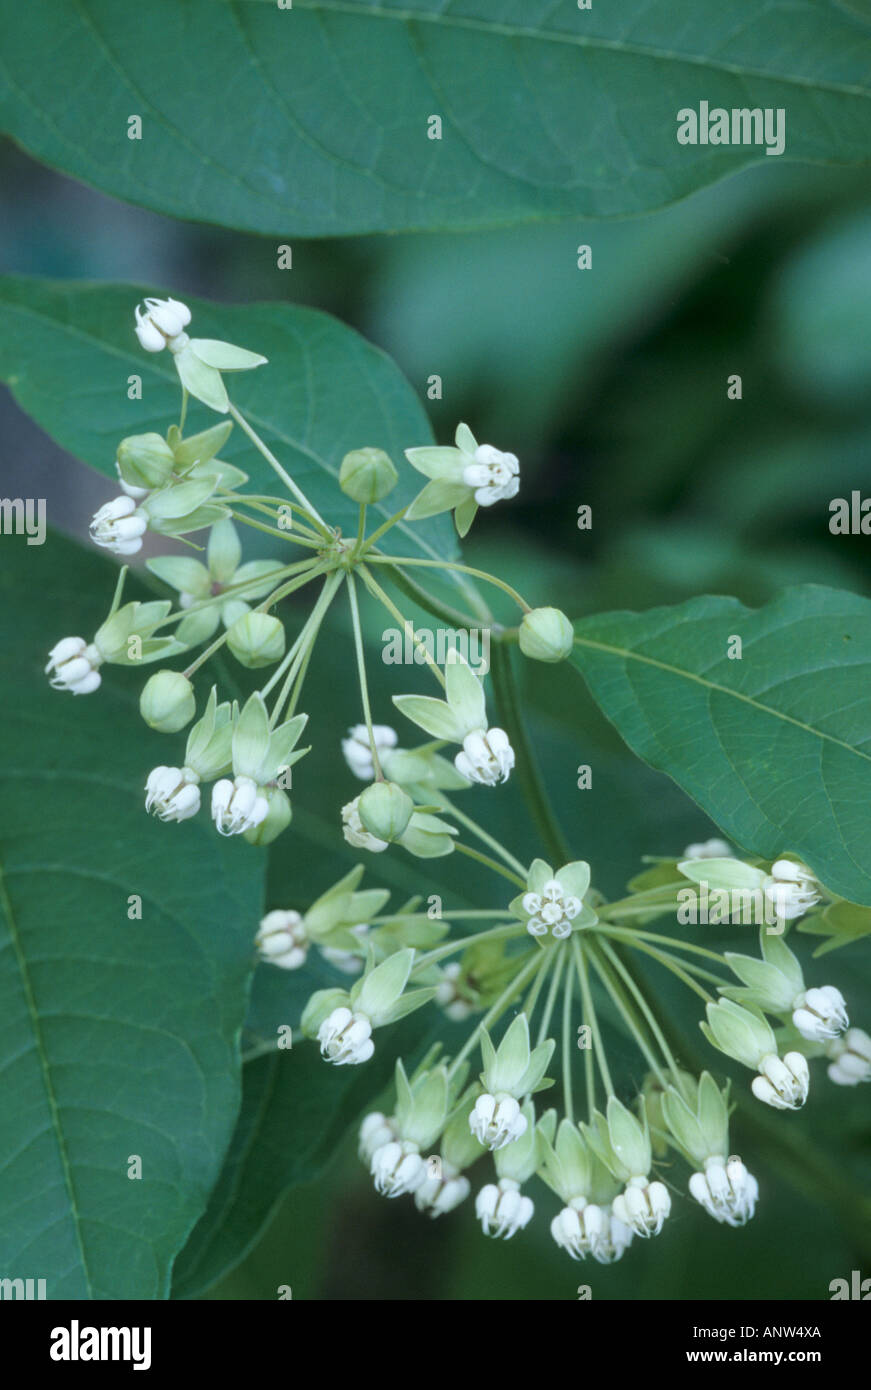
[826,1028,871,1086]
[475,1178,534,1238]
[551,1201,599,1260]
[521,877,582,940]
[89,496,148,556]
[751,1050,809,1110]
[762,859,821,922]
[462,444,520,507]
[551,1199,631,1263]
[435,962,475,1021]
[134,296,192,352]
[256,910,307,970]
[211,776,269,836]
[469,1093,527,1151]
[689,1155,758,1227]
[683,838,732,859]
[593,1207,635,1264]
[144,765,201,822]
[341,724,398,781]
[370,1140,426,1197]
[341,797,388,852]
[320,923,369,975]
[454,728,514,786]
[317,1005,374,1066]
[415,1162,471,1217]
[612,1176,671,1238]
[45,637,102,695]
[792,985,848,1042]
[358,1112,398,1163]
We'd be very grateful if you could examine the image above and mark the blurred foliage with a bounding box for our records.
[2,140,870,1300]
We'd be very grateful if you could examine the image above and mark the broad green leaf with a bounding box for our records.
[171,1018,439,1299]
[0,532,264,1299]
[1,2,870,233]
[0,277,458,568]
[571,585,871,907]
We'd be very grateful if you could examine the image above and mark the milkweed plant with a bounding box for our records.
[46,297,871,1267]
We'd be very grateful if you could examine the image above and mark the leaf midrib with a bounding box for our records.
[573,635,871,764]
[0,852,94,1297]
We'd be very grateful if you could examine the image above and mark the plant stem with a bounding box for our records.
[596,938,689,1098]
[573,936,613,1099]
[489,642,571,865]
[366,554,530,614]
[368,559,485,632]
[454,842,527,889]
[346,571,382,778]
[431,794,528,879]
[586,941,669,1090]
[562,962,575,1121]
[411,921,526,973]
[227,402,331,536]
[537,945,567,1047]
[358,564,446,687]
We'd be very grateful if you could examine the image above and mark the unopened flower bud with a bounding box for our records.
[116,433,175,491]
[358,780,414,843]
[226,612,286,669]
[139,670,196,733]
[339,447,398,504]
[518,607,574,663]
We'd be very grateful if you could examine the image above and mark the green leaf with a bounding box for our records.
[571,585,871,906]
[171,1020,437,1299]
[2,1,871,233]
[0,533,264,1299]
[0,277,458,568]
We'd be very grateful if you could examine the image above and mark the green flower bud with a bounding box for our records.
[358,781,414,843]
[243,786,292,846]
[116,433,175,491]
[339,447,399,504]
[226,612,286,668]
[139,670,196,733]
[518,607,574,663]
